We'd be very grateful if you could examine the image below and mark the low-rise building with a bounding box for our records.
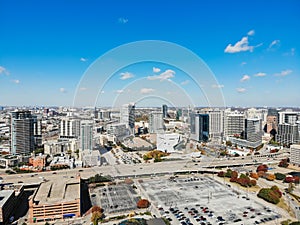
[28,176,81,223]
[29,155,47,170]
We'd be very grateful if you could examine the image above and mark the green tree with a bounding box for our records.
[91,211,102,225]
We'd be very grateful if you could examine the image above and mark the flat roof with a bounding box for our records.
[33,177,80,205]
[0,190,14,207]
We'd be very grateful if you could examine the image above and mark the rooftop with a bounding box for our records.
[0,190,14,207]
[33,176,80,205]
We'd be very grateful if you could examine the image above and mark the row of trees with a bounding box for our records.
[257,185,282,204]
[217,169,257,187]
[88,174,112,184]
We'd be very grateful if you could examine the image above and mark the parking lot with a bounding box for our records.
[90,183,139,214]
[140,176,281,225]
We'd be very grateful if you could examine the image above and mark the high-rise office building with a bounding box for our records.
[190,113,209,142]
[162,104,168,118]
[290,144,300,166]
[80,120,93,151]
[224,111,245,137]
[276,123,299,145]
[201,109,224,141]
[11,110,35,155]
[60,117,80,139]
[278,111,300,124]
[120,103,135,133]
[245,118,262,143]
[149,111,164,134]
[33,116,42,147]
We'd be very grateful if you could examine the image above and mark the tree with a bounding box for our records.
[266,173,276,181]
[91,205,103,213]
[257,186,281,204]
[225,141,232,146]
[250,172,259,180]
[275,173,286,180]
[257,164,268,173]
[91,211,102,225]
[279,158,289,168]
[137,199,150,208]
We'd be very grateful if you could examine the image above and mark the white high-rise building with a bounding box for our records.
[290,144,300,166]
[149,111,164,134]
[80,120,94,151]
[201,109,224,141]
[276,123,299,145]
[278,111,300,124]
[120,103,135,133]
[224,111,245,137]
[60,117,80,139]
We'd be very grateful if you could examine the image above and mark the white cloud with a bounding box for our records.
[181,80,190,85]
[120,72,134,80]
[241,62,247,66]
[268,40,280,50]
[79,87,87,91]
[236,88,246,93]
[247,29,255,36]
[147,69,175,81]
[275,69,292,77]
[118,17,128,24]
[116,89,124,94]
[153,67,161,73]
[0,66,9,75]
[59,87,66,93]
[140,88,155,94]
[101,90,105,94]
[80,57,87,62]
[240,74,250,82]
[254,72,266,77]
[225,36,255,53]
[11,79,20,84]
[212,84,224,88]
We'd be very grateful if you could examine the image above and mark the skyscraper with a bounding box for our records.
[190,113,209,142]
[149,111,164,133]
[162,104,168,118]
[201,109,224,142]
[224,111,245,137]
[80,120,94,151]
[120,103,135,133]
[245,118,262,143]
[60,117,80,139]
[11,110,35,155]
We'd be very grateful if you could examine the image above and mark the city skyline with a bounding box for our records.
[0,0,300,107]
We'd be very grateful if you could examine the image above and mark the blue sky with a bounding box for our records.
[0,0,299,107]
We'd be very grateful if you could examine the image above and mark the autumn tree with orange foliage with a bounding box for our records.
[250,172,259,180]
[266,174,276,181]
[137,199,150,208]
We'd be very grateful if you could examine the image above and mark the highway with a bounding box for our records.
[0,154,285,185]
